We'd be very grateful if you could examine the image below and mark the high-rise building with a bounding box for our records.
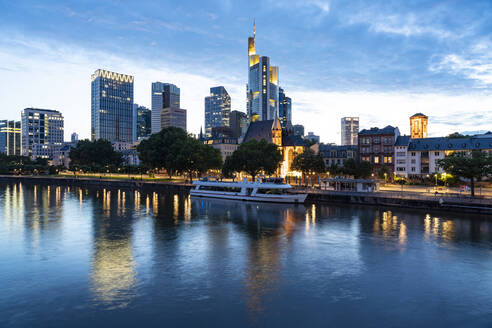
[161,107,187,131]
[0,120,21,155]
[341,117,359,146]
[204,86,231,137]
[230,110,248,138]
[278,88,292,129]
[91,69,134,142]
[410,113,428,139]
[133,104,151,140]
[293,124,305,137]
[151,82,180,134]
[247,23,279,122]
[21,108,64,159]
[71,132,78,143]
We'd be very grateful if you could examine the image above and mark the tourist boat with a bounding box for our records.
[190,178,307,203]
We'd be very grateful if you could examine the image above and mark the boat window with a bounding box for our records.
[199,186,241,192]
[257,188,285,195]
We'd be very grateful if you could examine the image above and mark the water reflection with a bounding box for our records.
[2,182,492,327]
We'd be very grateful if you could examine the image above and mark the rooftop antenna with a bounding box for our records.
[253,18,255,38]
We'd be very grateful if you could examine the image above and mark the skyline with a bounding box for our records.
[1,1,492,143]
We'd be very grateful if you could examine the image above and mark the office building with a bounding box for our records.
[133,104,151,140]
[278,87,292,129]
[91,69,134,142]
[230,110,248,138]
[21,108,64,159]
[151,82,180,134]
[204,86,231,137]
[306,132,320,144]
[161,107,187,131]
[293,124,305,137]
[203,137,238,161]
[247,23,279,122]
[358,125,400,172]
[71,132,78,143]
[0,120,21,156]
[410,113,428,139]
[341,117,359,146]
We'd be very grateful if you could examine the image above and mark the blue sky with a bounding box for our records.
[1,0,491,142]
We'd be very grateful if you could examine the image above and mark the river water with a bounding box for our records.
[1,182,492,327]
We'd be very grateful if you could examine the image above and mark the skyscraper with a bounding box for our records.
[161,107,187,131]
[293,124,305,137]
[71,132,78,143]
[21,108,64,159]
[230,110,248,138]
[133,104,151,140]
[151,82,180,134]
[341,117,359,146]
[91,69,134,142]
[0,120,21,155]
[247,23,279,122]
[278,87,292,129]
[204,86,231,137]
[410,113,428,139]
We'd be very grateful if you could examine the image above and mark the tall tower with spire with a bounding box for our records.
[246,21,279,122]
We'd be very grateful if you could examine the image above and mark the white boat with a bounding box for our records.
[190,178,307,203]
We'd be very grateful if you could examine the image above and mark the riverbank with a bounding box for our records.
[1,175,490,215]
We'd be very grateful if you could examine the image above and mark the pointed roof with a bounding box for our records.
[243,120,274,143]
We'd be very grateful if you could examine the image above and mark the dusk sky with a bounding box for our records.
[1,0,492,142]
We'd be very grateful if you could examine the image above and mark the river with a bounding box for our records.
[1,182,492,327]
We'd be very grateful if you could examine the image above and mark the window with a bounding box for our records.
[374,146,380,153]
[384,156,393,164]
[411,167,416,172]
[397,167,405,171]
[397,151,405,157]
[374,156,380,164]
[397,159,406,164]
[362,156,370,162]
[411,159,416,164]
[411,152,416,156]
[434,152,440,156]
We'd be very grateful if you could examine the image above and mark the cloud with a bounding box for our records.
[431,53,492,85]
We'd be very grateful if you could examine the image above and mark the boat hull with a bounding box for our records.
[190,190,307,203]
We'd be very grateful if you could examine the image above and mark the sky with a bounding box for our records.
[1,0,492,143]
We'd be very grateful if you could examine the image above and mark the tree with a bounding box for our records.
[438,150,492,196]
[447,132,466,139]
[224,139,282,181]
[341,158,373,179]
[291,149,325,184]
[173,138,222,181]
[69,139,122,171]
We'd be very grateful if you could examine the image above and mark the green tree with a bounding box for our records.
[291,149,325,184]
[341,158,373,179]
[137,127,189,176]
[173,138,222,181]
[447,132,466,138]
[437,150,492,196]
[69,139,122,171]
[224,139,282,181]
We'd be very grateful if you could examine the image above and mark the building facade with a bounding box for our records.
[0,120,21,156]
[394,133,492,177]
[410,113,428,139]
[230,110,248,138]
[161,107,187,131]
[247,25,279,122]
[293,124,304,137]
[204,86,231,137]
[305,132,320,144]
[341,117,359,146]
[21,108,64,159]
[133,104,151,140]
[204,137,238,161]
[312,144,358,167]
[358,125,400,172]
[151,82,180,134]
[278,87,292,129]
[91,69,133,143]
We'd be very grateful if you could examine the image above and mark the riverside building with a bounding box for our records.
[91,69,134,142]
[358,125,400,172]
[0,120,21,156]
[21,108,64,159]
[151,82,180,134]
[410,113,428,139]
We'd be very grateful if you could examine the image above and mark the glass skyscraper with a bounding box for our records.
[278,87,292,129]
[341,117,359,145]
[247,24,279,122]
[91,69,134,142]
[0,120,21,156]
[151,82,180,134]
[21,108,64,159]
[204,86,231,137]
[133,104,151,141]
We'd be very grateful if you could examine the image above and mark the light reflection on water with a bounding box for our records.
[1,182,492,327]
